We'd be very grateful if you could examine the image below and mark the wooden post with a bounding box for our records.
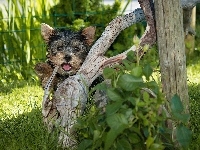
[154,0,189,112]
[185,7,196,57]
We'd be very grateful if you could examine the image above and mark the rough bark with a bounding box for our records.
[154,0,189,111]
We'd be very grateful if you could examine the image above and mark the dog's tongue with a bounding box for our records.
[62,63,72,71]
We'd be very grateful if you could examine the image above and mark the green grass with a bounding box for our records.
[0,56,200,149]
[189,84,200,150]
[0,85,42,119]
[187,54,200,84]
[0,83,63,150]
[187,52,200,149]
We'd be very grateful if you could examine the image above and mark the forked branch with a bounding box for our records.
[42,0,156,147]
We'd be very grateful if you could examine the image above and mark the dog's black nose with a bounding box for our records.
[64,55,72,62]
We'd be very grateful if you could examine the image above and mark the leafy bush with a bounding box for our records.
[169,94,192,149]
[74,46,192,149]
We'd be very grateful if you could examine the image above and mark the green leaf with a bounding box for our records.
[143,91,150,102]
[103,67,116,79]
[127,97,137,106]
[131,66,142,77]
[93,130,101,142]
[78,139,93,150]
[122,59,132,70]
[92,82,107,91]
[124,108,133,119]
[130,126,143,138]
[106,113,128,130]
[133,35,140,45]
[106,101,123,116]
[106,88,123,101]
[127,50,135,61]
[104,129,117,150]
[105,113,128,150]
[143,44,150,53]
[117,138,132,150]
[128,133,141,144]
[170,94,184,113]
[147,81,159,95]
[172,112,190,123]
[146,136,154,149]
[89,82,107,95]
[143,127,149,138]
[150,143,165,150]
[117,74,143,91]
[25,41,30,64]
[143,64,153,80]
[138,112,149,126]
[176,124,192,148]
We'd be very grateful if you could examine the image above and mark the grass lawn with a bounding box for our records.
[187,56,200,150]
[0,83,62,150]
[0,57,200,149]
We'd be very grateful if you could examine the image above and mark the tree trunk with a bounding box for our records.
[154,0,189,112]
[185,7,196,57]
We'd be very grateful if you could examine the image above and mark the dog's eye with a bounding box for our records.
[57,46,63,51]
[74,47,79,52]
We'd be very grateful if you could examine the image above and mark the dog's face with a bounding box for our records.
[41,23,95,76]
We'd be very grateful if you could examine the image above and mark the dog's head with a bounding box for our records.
[41,23,96,76]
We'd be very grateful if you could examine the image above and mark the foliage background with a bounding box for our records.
[0,0,144,86]
[1,2,200,87]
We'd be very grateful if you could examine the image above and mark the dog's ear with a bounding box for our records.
[41,23,54,43]
[81,26,96,46]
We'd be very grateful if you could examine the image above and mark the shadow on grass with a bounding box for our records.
[188,83,200,150]
[187,51,200,66]
[0,80,40,94]
[0,108,65,150]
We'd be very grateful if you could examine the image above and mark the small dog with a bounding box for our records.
[35,23,96,90]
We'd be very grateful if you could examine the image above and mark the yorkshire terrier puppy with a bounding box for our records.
[35,23,95,90]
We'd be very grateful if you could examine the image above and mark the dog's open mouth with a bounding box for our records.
[61,63,72,71]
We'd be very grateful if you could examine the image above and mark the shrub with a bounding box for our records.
[74,46,192,149]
